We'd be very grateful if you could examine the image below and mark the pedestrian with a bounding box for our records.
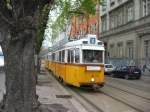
[143,64,146,72]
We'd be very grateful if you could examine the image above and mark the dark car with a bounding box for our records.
[111,66,141,79]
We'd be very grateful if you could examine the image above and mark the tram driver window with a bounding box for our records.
[83,50,103,63]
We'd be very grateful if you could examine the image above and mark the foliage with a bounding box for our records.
[36,0,68,51]
[50,0,102,41]
[36,4,51,53]
[51,0,72,42]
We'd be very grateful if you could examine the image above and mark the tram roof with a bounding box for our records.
[50,34,104,52]
[65,34,104,47]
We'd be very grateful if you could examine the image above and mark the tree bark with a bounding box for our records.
[0,1,54,112]
[1,30,38,112]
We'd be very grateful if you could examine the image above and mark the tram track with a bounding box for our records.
[105,83,150,101]
[65,86,104,112]
[100,91,144,112]
[105,76,150,93]
[50,72,149,112]
[101,84,150,112]
[63,85,143,112]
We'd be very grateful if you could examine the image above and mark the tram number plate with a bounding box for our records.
[86,66,101,71]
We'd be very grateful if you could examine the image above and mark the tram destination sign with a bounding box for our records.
[86,66,101,71]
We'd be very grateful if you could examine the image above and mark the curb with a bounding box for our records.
[46,71,88,112]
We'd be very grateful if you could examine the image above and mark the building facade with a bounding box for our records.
[69,15,99,39]
[100,0,150,67]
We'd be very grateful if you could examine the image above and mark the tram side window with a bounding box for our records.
[62,50,65,62]
[71,50,74,63]
[48,55,51,60]
[52,53,55,61]
[56,52,59,61]
[68,50,74,63]
[75,49,80,63]
[59,51,61,62]
[68,50,71,63]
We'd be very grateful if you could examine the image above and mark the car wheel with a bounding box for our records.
[125,75,129,80]
[136,76,140,80]
[110,73,115,77]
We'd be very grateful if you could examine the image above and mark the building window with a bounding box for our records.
[94,23,97,31]
[148,0,150,14]
[117,42,123,57]
[144,40,150,57]
[109,44,114,57]
[110,0,115,7]
[127,4,133,22]
[118,0,122,3]
[110,15,115,29]
[102,6,107,12]
[118,10,123,26]
[101,19,106,32]
[142,0,150,17]
[90,26,92,33]
[127,41,134,59]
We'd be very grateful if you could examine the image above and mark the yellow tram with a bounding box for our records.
[45,34,105,88]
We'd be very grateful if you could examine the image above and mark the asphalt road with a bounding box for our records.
[64,75,150,112]
[1,71,150,112]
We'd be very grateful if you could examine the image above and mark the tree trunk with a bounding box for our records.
[1,30,38,112]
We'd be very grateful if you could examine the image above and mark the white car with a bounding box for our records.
[104,64,115,75]
[0,55,4,72]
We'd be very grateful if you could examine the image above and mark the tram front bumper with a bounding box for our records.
[79,82,105,88]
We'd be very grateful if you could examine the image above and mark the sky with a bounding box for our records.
[42,9,59,49]
[0,46,2,52]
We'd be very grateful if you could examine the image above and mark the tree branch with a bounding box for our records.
[0,12,14,27]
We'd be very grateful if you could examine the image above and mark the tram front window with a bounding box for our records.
[83,50,103,63]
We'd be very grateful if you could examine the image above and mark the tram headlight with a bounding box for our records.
[91,78,95,82]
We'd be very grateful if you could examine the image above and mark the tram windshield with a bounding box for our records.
[83,50,103,63]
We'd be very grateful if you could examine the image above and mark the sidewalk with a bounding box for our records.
[142,69,150,76]
[37,70,88,112]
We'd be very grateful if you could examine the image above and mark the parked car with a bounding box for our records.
[0,55,4,72]
[104,64,115,75]
[111,66,141,79]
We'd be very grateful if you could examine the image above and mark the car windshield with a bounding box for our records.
[105,65,113,68]
[83,50,103,63]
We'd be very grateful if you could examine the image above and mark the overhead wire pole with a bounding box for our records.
[96,0,100,40]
